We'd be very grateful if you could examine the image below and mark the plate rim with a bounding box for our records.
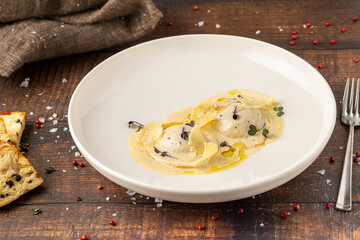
[68,34,337,201]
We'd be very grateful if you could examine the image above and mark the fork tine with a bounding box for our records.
[355,78,360,115]
[342,78,350,116]
[349,78,355,114]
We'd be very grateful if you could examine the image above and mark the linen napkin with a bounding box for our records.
[0,0,163,77]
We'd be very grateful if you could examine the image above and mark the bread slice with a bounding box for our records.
[0,111,26,149]
[0,118,11,144]
[0,141,43,207]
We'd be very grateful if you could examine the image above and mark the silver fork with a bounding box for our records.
[336,77,360,211]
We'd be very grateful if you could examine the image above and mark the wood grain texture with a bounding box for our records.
[1,0,360,239]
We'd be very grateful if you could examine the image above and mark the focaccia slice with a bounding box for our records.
[0,118,11,144]
[0,111,26,149]
[0,141,43,207]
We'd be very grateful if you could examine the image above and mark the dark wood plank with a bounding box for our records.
[0,202,359,239]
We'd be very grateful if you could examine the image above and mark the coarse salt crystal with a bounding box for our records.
[46,106,53,110]
[63,127,68,131]
[25,94,30,98]
[97,206,102,209]
[126,189,136,196]
[112,213,117,216]
[318,169,326,175]
[55,140,57,143]
[198,21,204,27]
[157,203,162,207]
[39,117,45,123]
[339,146,344,150]
[2,103,5,106]
[38,92,43,96]
[65,207,69,211]
[30,112,33,115]
[60,24,65,27]
[47,160,50,162]
[53,120,58,125]
[216,24,221,28]
[303,24,307,28]
[48,116,54,120]
[40,136,43,140]
[62,78,68,83]
[255,30,261,34]
[52,113,57,118]
[49,128,58,133]
[20,78,30,88]
[106,197,110,201]
[56,135,60,138]
[74,167,77,170]
[63,170,66,173]
[133,201,137,205]
[71,146,76,150]
[75,152,80,157]
[34,132,37,134]
[155,198,163,203]
[326,179,331,184]
[260,223,265,227]
[207,9,211,13]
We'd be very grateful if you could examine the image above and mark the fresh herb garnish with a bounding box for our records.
[128,121,144,132]
[153,147,177,159]
[248,123,266,136]
[180,127,189,140]
[273,106,284,117]
[31,208,41,215]
[219,141,231,148]
[185,120,195,127]
[232,106,238,120]
[44,167,56,174]
[262,128,269,138]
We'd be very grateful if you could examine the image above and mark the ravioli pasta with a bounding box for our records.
[127,89,284,174]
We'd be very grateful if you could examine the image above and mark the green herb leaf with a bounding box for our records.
[273,107,278,111]
[248,125,258,135]
[277,111,284,117]
[44,167,56,174]
[262,128,269,138]
[31,208,41,215]
[277,106,283,111]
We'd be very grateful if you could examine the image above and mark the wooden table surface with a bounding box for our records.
[1,0,360,239]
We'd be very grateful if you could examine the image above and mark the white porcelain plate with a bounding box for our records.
[68,35,336,203]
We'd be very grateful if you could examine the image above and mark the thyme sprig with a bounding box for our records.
[153,147,177,159]
[31,208,41,215]
[44,167,56,174]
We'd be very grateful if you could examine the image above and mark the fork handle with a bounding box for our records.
[336,124,354,211]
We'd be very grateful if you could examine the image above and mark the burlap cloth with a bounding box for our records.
[0,0,163,77]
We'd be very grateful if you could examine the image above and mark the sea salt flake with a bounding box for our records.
[157,203,162,207]
[318,169,326,175]
[20,78,30,87]
[133,201,137,204]
[112,213,117,216]
[63,170,66,173]
[56,135,60,138]
[55,140,57,143]
[62,78,68,83]
[63,127,68,131]
[303,24,307,28]
[39,136,43,140]
[60,24,65,28]
[106,197,110,201]
[198,21,204,27]
[126,189,136,196]
[326,179,331,184]
[29,112,33,115]
[216,24,221,28]
[71,146,76,150]
[47,160,50,162]
[49,128,58,133]
[97,206,102,210]
[65,207,69,211]
[52,113,57,118]
[46,106,53,110]
[53,120,58,125]
[131,197,136,201]
[75,152,80,157]
[260,223,265,227]
[38,117,45,123]
[48,116,54,120]
[34,131,37,134]
[2,103,5,106]
[339,146,344,149]
[38,92,43,96]
[255,30,261,34]
[74,167,77,170]
[207,9,211,13]
[25,94,30,98]
[155,198,163,203]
